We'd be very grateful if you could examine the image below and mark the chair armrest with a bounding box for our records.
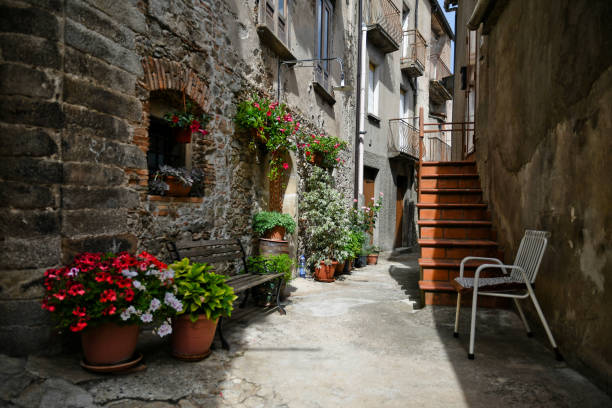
[459,256,504,278]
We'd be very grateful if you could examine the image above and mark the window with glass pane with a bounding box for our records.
[368,62,379,115]
[317,0,333,76]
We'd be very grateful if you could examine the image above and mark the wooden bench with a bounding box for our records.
[166,238,286,349]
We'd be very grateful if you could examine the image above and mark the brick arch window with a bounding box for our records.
[131,58,215,199]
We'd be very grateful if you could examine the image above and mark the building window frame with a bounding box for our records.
[368,61,380,117]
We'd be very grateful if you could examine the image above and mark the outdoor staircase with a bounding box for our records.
[417,161,505,306]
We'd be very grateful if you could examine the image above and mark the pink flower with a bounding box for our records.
[282,163,289,170]
[311,134,316,139]
[266,111,272,117]
[336,157,340,162]
[279,128,285,132]
[353,199,358,203]
[334,143,340,149]
[254,102,260,109]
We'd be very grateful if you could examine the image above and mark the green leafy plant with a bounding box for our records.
[298,133,347,168]
[300,167,352,266]
[169,259,237,323]
[350,193,384,236]
[347,230,365,259]
[235,95,300,180]
[252,211,297,237]
[164,101,211,135]
[246,254,295,283]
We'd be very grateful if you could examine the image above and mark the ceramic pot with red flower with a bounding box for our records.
[81,323,139,365]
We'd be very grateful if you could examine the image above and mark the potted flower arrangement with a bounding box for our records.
[150,165,205,197]
[300,168,351,282]
[298,133,347,168]
[244,254,295,305]
[41,252,181,368]
[252,211,296,241]
[235,95,300,181]
[168,258,237,361]
[164,101,211,144]
[365,245,381,265]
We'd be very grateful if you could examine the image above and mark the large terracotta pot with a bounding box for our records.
[174,128,192,143]
[335,261,345,275]
[309,152,324,167]
[366,254,379,265]
[165,176,191,196]
[264,226,286,241]
[81,323,139,365]
[258,238,289,257]
[314,261,337,282]
[171,314,218,361]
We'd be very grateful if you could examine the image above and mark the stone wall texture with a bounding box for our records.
[475,0,612,392]
[0,0,357,355]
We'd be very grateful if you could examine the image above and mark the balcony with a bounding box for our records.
[401,30,426,77]
[364,0,401,54]
[429,54,453,103]
[388,118,419,160]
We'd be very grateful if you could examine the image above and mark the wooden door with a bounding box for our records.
[363,168,377,243]
[394,176,408,248]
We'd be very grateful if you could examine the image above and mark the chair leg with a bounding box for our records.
[526,284,563,361]
[468,288,479,359]
[454,292,461,338]
[513,298,532,337]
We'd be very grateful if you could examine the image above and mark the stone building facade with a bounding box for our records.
[447,0,612,394]
[0,0,358,355]
[363,0,453,251]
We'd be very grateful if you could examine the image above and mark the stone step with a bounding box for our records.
[418,220,494,240]
[420,161,477,176]
[421,174,480,189]
[419,188,483,204]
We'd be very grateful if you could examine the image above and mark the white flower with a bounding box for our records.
[164,292,183,312]
[146,268,159,276]
[120,306,136,321]
[156,322,172,337]
[140,313,153,323]
[149,298,161,312]
[122,269,138,278]
[133,280,145,291]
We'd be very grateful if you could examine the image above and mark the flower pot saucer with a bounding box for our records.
[315,277,335,283]
[80,352,144,373]
[171,348,212,362]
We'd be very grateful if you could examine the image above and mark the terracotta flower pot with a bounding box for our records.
[165,176,191,196]
[309,152,324,167]
[171,314,218,361]
[174,128,192,143]
[314,261,337,282]
[264,226,286,241]
[366,254,379,265]
[81,323,139,365]
[335,261,345,275]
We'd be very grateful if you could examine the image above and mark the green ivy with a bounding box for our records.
[252,211,297,236]
[170,259,237,323]
[245,254,295,283]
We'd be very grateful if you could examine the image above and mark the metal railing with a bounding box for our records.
[425,136,451,162]
[364,0,402,47]
[429,54,451,81]
[401,29,426,69]
[388,118,419,159]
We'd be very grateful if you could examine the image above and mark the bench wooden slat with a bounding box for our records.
[225,274,254,284]
[231,273,284,293]
[174,239,238,249]
[177,245,242,259]
[187,252,244,264]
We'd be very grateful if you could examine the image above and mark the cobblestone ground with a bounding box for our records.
[1,253,611,407]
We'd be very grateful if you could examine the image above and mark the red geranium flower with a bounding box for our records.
[70,319,88,332]
[68,283,85,296]
[53,290,66,301]
[123,288,135,302]
[102,305,116,316]
[282,163,289,170]
[72,306,87,317]
[172,115,179,123]
[100,289,117,303]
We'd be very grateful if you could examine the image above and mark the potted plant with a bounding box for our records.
[300,168,351,282]
[169,258,237,361]
[41,252,179,368]
[164,101,211,143]
[253,211,296,241]
[150,165,205,197]
[298,133,347,168]
[235,95,300,181]
[244,254,295,305]
[366,245,381,265]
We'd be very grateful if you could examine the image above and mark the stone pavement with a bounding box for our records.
[1,252,611,407]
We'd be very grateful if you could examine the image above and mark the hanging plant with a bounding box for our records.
[164,100,212,141]
[235,95,300,180]
[298,133,347,168]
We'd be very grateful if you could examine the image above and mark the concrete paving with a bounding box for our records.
[1,252,610,407]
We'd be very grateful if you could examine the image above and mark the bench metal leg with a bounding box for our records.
[275,277,286,315]
[217,317,230,350]
[239,289,250,308]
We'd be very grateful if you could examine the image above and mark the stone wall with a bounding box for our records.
[0,0,357,355]
[475,0,612,392]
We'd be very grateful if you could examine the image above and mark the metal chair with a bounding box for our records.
[452,230,562,360]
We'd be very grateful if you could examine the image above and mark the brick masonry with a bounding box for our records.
[0,0,357,355]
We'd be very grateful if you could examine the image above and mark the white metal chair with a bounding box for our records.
[452,230,562,361]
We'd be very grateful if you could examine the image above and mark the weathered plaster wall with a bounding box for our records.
[0,0,357,355]
[476,0,612,392]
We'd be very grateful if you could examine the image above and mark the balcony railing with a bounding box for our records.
[364,0,402,53]
[401,29,426,76]
[429,54,451,81]
[388,118,419,159]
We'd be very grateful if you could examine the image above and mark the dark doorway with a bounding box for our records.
[394,176,408,248]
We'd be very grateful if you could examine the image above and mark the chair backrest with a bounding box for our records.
[511,230,550,283]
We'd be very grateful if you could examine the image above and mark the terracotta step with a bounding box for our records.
[420,161,477,176]
[418,280,455,292]
[421,174,480,189]
[420,188,483,204]
[418,220,493,240]
[417,203,489,221]
[419,239,498,259]
[419,258,506,281]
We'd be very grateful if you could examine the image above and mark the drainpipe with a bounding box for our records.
[356,9,367,198]
[467,0,491,30]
